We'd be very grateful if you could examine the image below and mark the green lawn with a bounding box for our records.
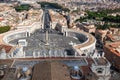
[0,26,10,34]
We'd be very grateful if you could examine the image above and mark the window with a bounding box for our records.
[96,68,104,74]
[81,53,86,56]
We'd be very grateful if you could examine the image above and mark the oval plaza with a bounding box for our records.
[1,9,96,59]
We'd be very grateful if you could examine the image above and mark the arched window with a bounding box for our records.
[81,53,86,56]
[96,68,104,74]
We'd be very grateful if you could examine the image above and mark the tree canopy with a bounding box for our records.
[38,2,70,12]
[15,4,31,12]
[0,26,10,34]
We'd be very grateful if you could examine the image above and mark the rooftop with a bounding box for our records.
[105,41,120,56]
[0,59,14,68]
[0,44,14,53]
[107,34,120,42]
[2,68,16,80]
[0,3,13,12]
[96,29,108,35]
[49,10,67,26]
[94,58,108,65]
[0,58,111,80]
[32,61,71,80]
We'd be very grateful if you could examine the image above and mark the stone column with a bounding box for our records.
[33,51,36,58]
[23,51,26,58]
[75,52,77,57]
[64,51,67,57]
[45,30,49,45]
[11,51,14,58]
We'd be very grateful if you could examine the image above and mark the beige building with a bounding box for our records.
[104,42,120,71]
[49,9,67,30]
[95,28,120,43]
[95,29,108,43]
[76,22,96,33]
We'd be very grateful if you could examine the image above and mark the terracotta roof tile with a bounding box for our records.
[0,44,13,53]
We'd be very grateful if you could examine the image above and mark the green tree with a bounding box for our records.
[0,26,10,34]
[38,2,70,12]
[15,4,31,12]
